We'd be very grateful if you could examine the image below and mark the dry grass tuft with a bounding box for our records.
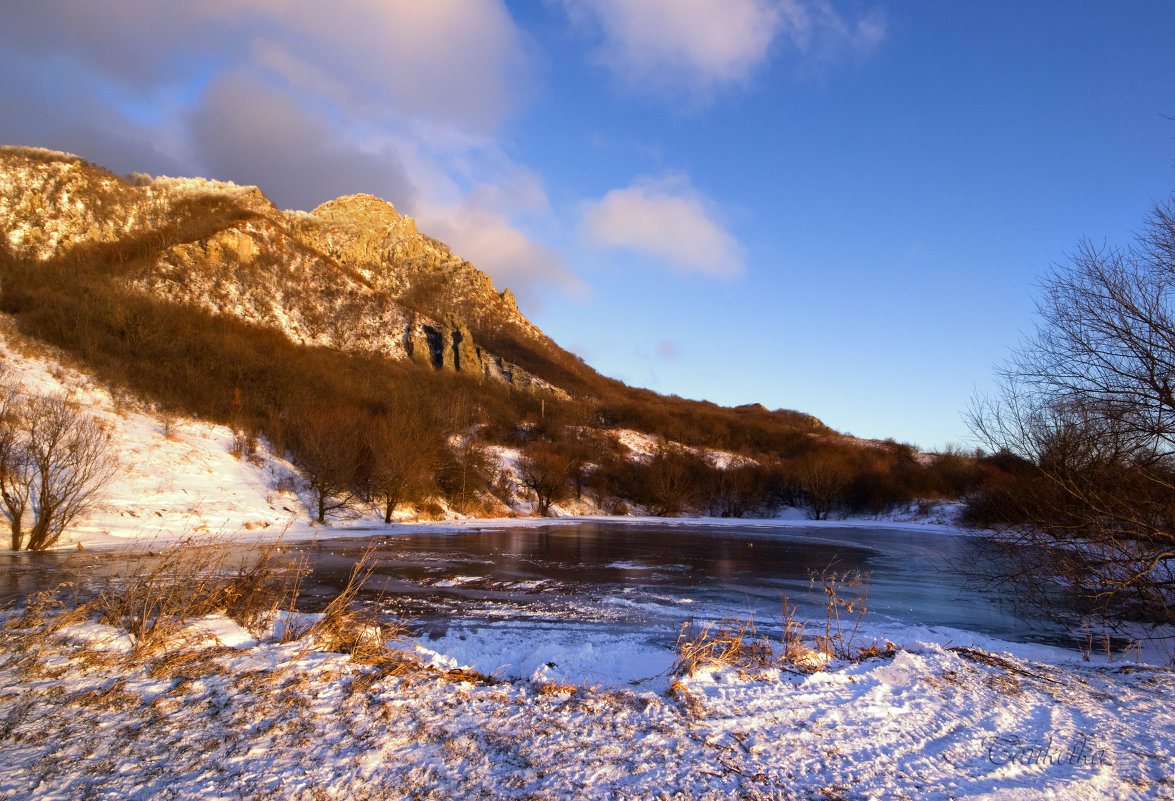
[0,584,96,662]
[4,536,426,684]
[855,640,898,661]
[671,572,892,678]
[668,678,706,717]
[671,618,778,677]
[534,680,579,697]
[90,536,304,654]
[2,585,90,634]
[284,548,397,658]
[147,645,240,681]
[437,666,502,685]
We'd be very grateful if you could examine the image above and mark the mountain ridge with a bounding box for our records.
[0,146,565,395]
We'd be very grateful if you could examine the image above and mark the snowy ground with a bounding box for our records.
[0,611,1171,800]
[2,322,1174,799]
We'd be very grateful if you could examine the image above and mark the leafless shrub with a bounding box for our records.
[365,413,441,524]
[0,385,118,550]
[229,426,257,461]
[286,405,364,523]
[517,441,576,516]
[158,412,180,440]
[810,569,870,660]
[968,193,1175,631]
[799,453,851,520]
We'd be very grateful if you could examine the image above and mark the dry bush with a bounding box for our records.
[416,501,447,521]
[810,569,870,660]
[3,538,425,685]
[671,572,884,678]
[90,538,303,653]
[517,440,576,516]
[671,618,778,677]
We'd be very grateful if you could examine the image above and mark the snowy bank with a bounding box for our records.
[0,611,1170,800]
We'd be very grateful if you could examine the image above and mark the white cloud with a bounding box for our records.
[0,0,529,133]
[212,0,531,132]
[565,0,781,90]
[581,175,745,278]
[777,0,886,67]
[419,192,590,312]
[561,0,884,96]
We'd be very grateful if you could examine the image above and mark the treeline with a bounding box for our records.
[509,417,994,520]
[0,212,990,524]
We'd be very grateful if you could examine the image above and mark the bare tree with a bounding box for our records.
[968,194,1175,629]
[366,414,441,524]
[286,405,364,524]
[798,452,850,521]
[0,380,32,550]
[0,390,119,551]
[518,441,575,516]
[642,443,707,517]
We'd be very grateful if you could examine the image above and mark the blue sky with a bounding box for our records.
[1,2,1173,449]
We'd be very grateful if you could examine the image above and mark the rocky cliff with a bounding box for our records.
[0,146,562,395]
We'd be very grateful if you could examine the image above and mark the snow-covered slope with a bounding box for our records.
[0,319,316,548]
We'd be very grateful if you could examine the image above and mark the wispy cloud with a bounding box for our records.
[419,194,590,312]
[656,340,681,360]
[581,174,745,278]
[777,0,886,71]
[561,0,884,98]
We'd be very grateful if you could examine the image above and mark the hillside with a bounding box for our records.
[0,146,983,533]
[0,147,565,392]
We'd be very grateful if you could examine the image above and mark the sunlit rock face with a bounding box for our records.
[0,147,565,396]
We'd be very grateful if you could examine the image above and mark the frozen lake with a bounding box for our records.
[0,521,1095,684]
[286,521,1081,682]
